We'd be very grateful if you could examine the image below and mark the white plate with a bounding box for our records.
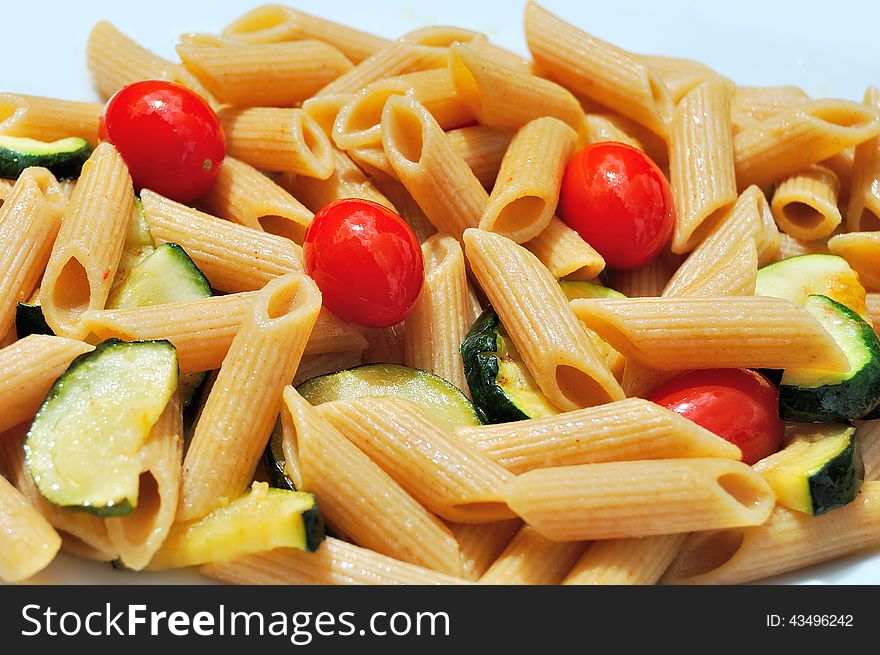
[6,0,880,585]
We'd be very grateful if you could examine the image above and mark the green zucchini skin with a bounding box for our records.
[460,308,529,423]
[808,431,863,515]
[0,136,93,180]
[778,296,880,423]
[301,503,326,553]
[15,302,53,338]
[263,419,296,491]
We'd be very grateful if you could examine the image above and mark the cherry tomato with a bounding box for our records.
[559,142,675,270]
[303,199,424,328]
[99,80,225,202]
[647,369,785,465]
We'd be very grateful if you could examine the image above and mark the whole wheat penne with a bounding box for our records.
[221,5,390,63]
[478,525,587,585]
[662,482,880,584]
[506,458,775,541]
[619,359,677,399]
[822,148,854,206]
[318,398,515,523]
[104,392,183,571]
[524,217,606,281]
[40,143,133,338]
[867,293,880,328]
[827,232,880,290]
[445,125,513,189]
[733,99,880,190]
[381,94,486,240]
[0,94,103,145]
[847,87,880,232]
[770,232,830,263]
[730,85,809,135]
[584,112,669,168]
[464,228,624,411]
[525,2,673,138]
[638,54,723,103]
[202,538,468,585]
[663,185,778,296]
[448,520,522,581]
[361,322,406,365]
[606,256,677,298]
[562,534,686,585]
[0,425,117,560]
[404,234,471,394]
[281,387,462,575]
[771,165,842,241]
[669,78,737,253]
[480,117,577,243]
[197,157,313,245]
[348,145,400,180]
[292,350,364,387]
[570,296,848,372]
[178,273,322,522]
[448,42,587,137]
[855,421,880,481]
[218,107,334,177]
[0,167,64,338]
[140,189,303,293]
[178,38,353,107]
[455,398,741,474]
[0,471,61,583]
[0,335,94,432]
[281,149,396,214]
[333,69,473,151]
[667,238,758,298]
[301,94,352,137]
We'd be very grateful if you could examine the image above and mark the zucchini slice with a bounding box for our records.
[296,363,482,432]
[147,482,324,570]
[25,339,178,516]
[461,307,559,423]
[263,420,296,491]
[15,299,53,338]
[754,423,863,515]
[779,295,880,422]
[755,253,870,322]
[559,280,626,301]
[0,135,93,180]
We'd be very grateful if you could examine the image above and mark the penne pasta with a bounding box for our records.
[404,234,471,394]
[140,189,303,293]
[479,117,577,243]
[448,520,521,582]
[40,143,134,339]
[606,255,678,298]
[445,125,513,189]
[524,2,673,138]
[771,164,842,241]
[524,217,606,281]
[827,231,880,290]
[202,538,468,586]
[730,85,809,134]
[361,322,407,365]
[562,534,686,585]
[292,350,364,387]
[667,238,758,298]
[0,93,103,145]
[281,387,462,575]
[847,86,880,231]
[178,273,322,522]
[662,482,880,584]
[197,156,314,245]
[478,525,587,585]
[463,228,624,411]
[455,398,741,474]
[570,296,849,372]
[506,458,775,541]
[856,421,880,481]
[638,54,722,103]
[0,469,62,583]
[770,232,830,262]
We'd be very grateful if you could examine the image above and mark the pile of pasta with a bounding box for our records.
[2,1,880,586]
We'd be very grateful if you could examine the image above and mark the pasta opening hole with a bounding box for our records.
[670,530,745,579]
[344,90,397,135]
[811,104,877,130]
[223,6,291,40]
[857,207,880,232]
[384,103,425,164]
[781,201,826,230]
[53,257,92,314]
[300,115,333,173]
[716,472,767,509]
[491,195,547,236]
[258,214,306,244]
[555,364,613,408]
[266,278,308,320]
[118,473,162,546]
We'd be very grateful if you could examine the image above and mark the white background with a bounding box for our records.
[4,0,880,584]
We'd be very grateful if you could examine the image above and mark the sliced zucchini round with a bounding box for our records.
[148,482,324,570]
[0,135,93,180]
[296,363,482,432]
[460,307,559,424]
[25,339,179,516]
[779,295,880,422]
[754,423,863,515]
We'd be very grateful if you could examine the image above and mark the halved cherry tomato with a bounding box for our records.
[648,368,785,465]
[559,142,674,270]
[303,199,424,328]
[99,80,225,202]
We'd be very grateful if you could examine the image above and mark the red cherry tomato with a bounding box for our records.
[647,369,785,465]
[303,199,424,328]
[99,80,225,203]
[559,142,675,270]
